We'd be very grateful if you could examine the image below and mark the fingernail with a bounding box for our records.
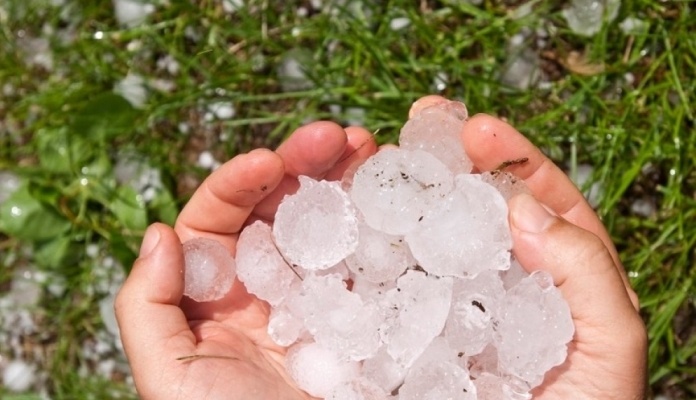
[139,225,161,257]
[511,194,555,233]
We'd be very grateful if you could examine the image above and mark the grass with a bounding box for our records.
[1,0,694,398]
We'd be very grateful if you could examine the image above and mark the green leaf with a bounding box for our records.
[0,185,71,241]
[110,232,138,271]
[36,127,92,174]
[149,188,179,226]
[34,235,80,270]
[109,185,148,232]
[71,93,140,141]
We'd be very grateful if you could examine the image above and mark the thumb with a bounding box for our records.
[508,194,647,397]
[115,223,196,383]
[508,194,640,331]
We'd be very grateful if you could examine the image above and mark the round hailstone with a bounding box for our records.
[286,341,360,398]
[345,222,415,283]
[444,271,506,357]
[494,271,574,388]
[182,238,236,302]
[350,148,454,235]
[399,100,473,174]
[273,176,359,270]
[480,170,531,201]
[235,220,298,306]
[406,174,512,277]
[267,304,305,347]
[385,270,453,368]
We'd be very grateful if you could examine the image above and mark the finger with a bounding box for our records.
[175,149,284,245]
[115,224,197,382]
[461,115,638,309]
[508,194,647,397]
[323,126,378,181]
[253,121,349,221]
[509,195,636,320]
[408,95,448,118]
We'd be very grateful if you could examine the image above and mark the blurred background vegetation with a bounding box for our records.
[0,0,694,398]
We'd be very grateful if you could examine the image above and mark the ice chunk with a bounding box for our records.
[500,257,530,290]
[273,176,359,270]
[385,270,453,367]
[345,222,415,283]
[277,48,315,92]
[562,0,620,37]
[399,100,473,174]
[360,347,407,394]
[468,344,499,378]
[315,260,351,281]
[399,359,476,400]
[350,148,453,235]
[285,274,382,361]
[0,171,21,205]
[182,238,236,302]
[406,174,512,277]
[326,377,387,399]
[445,271,506,356]
[113,0,155,27]
[236,221,298,306]
[389,17,410,31]
[267,303,305,347]
[208,101,236,120]
[2,359,36,392]
[494,271,574,387]
[474,373,532,400]
[99,293,120,338]
[619,16,648,35]
[114,73,147,109]
[570,163,603,208]
[409,336,465,370]
[480,170,531,201]
[500,45,540,91]
[222,0,244,13]
[286,341,360,398]
[350,277,396,304]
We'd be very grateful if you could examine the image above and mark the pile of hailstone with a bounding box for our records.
[182,101,574,399]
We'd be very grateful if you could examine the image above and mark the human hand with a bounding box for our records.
[116,95,647,399]
[114,122,377,399]
[411,96,647,399]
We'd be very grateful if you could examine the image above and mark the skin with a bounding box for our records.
[115,97,647,399]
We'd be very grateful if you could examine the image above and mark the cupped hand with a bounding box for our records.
[412,96,647,399]
[115,122,377,400]
[116,96,647,400]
